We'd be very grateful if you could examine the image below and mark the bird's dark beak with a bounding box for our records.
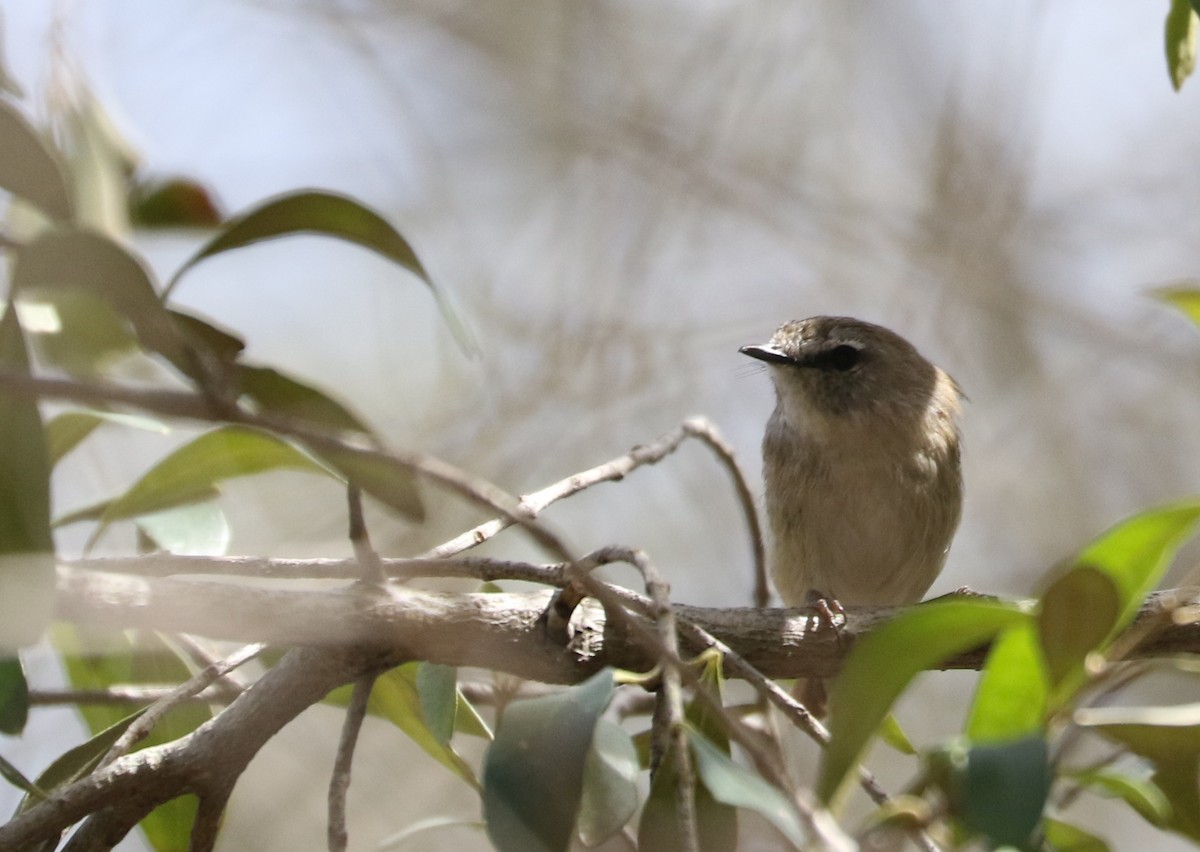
[739,344,793,366]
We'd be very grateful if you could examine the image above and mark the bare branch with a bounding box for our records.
[422,416,764,608]
[98,643,265,769]
[0,646,403,850]
[328,674,375,852]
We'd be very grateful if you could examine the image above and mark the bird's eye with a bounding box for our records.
[819,344,861,371]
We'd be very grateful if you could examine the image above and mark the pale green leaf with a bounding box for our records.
[577,719,639,846]
[0,306,55,650]
[0,99,72,221]
[817,598,1029,804]
[967,621,1048,742]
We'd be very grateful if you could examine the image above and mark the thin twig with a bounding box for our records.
[29,687,231,706]
[163,633,249,703]
[97,643,265,769]
[328,674,375,852]
[63,554,569,585]
[347,485,387,584]
[422,416,763,603]
[679,417,768,608]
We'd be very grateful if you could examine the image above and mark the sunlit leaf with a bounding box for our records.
[818,599,1029,804]
[136,500,231,556]
[1067,765,1171,828]
[483,669,613,852]
[1166,0,1199,91]
[20,290,140,375]
[91,426,333,546]
[1042,817,1111,851]
[578,719,639,846]
[1073,499,1200,636]
[967,620,1048,743]
[45,410,171,469]
[1076,703,1200,840]
[327,663,479,789]
[0,99,72,221]
[0,655,29,734]
[1155,285,1200,329]
[878,714,918,755]
[12,228,190,371]
[0,306,55,650]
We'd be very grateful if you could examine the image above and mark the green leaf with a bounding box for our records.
[1076,703,1200,841]
[312,443,424,522]
[90,426,333,546]
[453,687,492,739]
[1074,499,1200,635]
[19,289,140,375]
[0,305,55,650]
[483,669,614,852]
[0,751,43,799]
[1167,0,1199,91]
[50,625,209,847]
[1067,766,1171,828]
[18,711,140,811]
[0,99,72,221]
[638,729,738,852]
[416,663,457,745]
[164,189,476,353]
[327,663,479,789]
[960,736,1051,848]
[168,309,245,366]
[967,621,1048,743]
[1155,285,1200,329]
[690,727,806,849]
[577,719,639,846]
[1042,817,1111,852]
[817,598,1029,804]
[45,410,171,469]
[169,189,428,286]
[237,365,370,434]
[0,655,29,734]
[12,229,191,371]
[136,500,231,556]
[878,713,918,755]
[1039,566,1120,703]
[686,649,729,752]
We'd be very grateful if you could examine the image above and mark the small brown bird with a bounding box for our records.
[741,317,964,712]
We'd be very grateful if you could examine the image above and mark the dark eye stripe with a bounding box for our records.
[810,344,861,371]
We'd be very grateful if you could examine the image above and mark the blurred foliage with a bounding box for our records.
[3,29,1200,852]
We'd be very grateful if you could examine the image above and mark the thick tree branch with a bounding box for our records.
[1,645,403,851]
[52,564,1200,683]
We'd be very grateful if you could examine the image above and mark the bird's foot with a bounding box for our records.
[803,588,847,636]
